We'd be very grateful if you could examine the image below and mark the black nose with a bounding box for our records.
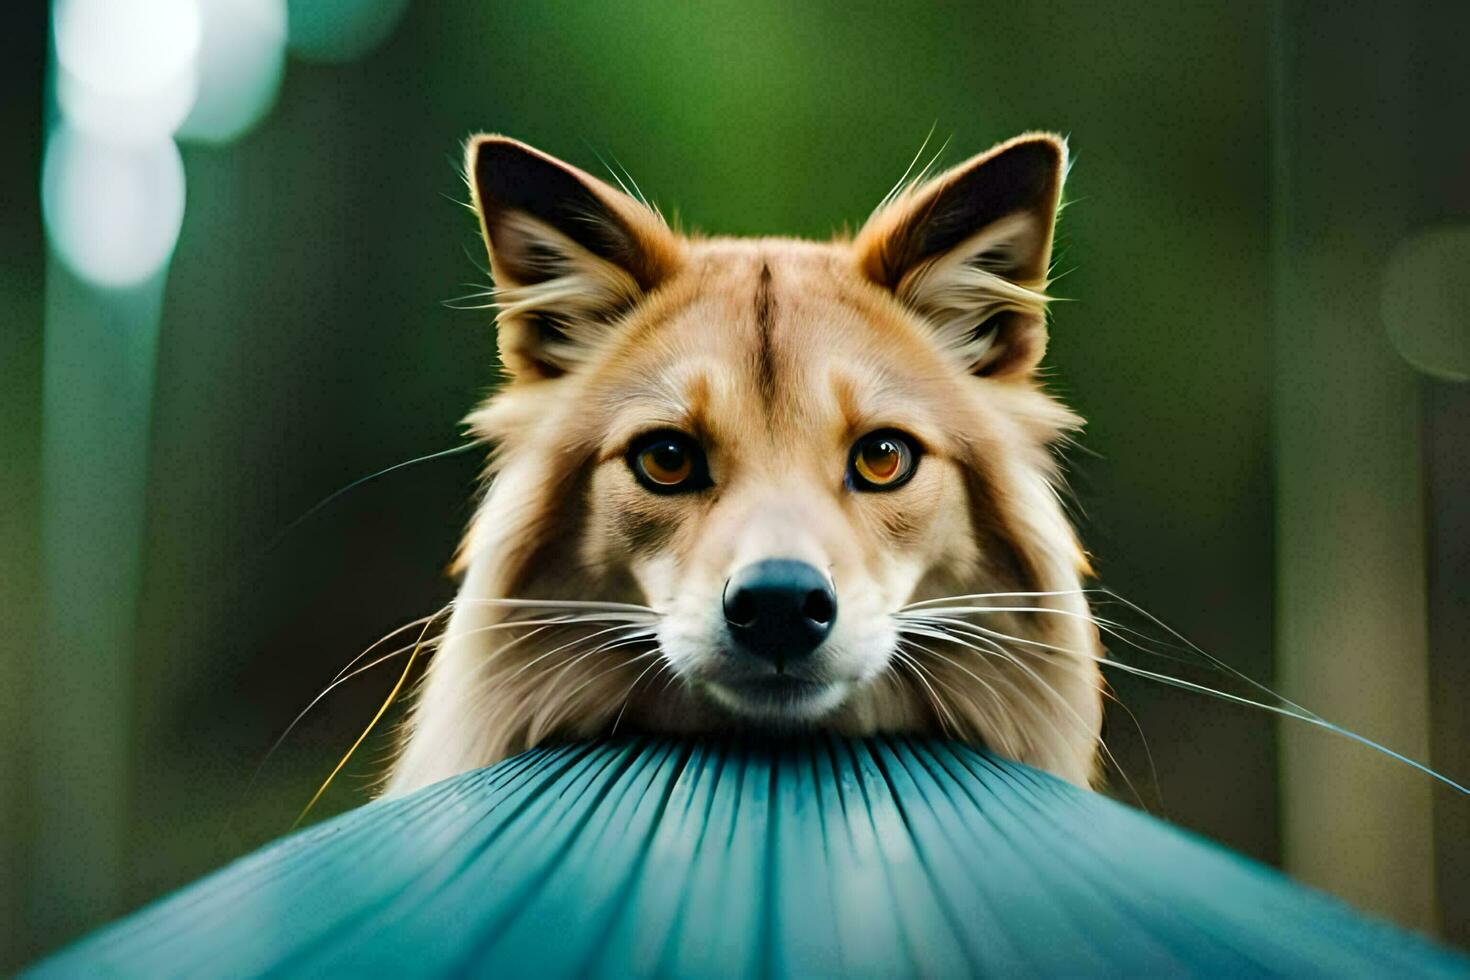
[722,560,836,668]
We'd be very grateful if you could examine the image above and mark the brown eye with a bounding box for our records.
[849,430,919,491]
[628,431,711,494]
[641,442,691,484]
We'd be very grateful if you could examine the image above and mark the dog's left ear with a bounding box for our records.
[853,133,1066,378]
[467,135,682,379]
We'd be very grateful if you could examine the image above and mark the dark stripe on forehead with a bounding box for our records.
[754,263,777,406]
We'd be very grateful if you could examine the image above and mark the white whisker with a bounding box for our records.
[546,629,660,689]
[455,597,660,618]
[556,642,662,708]
[892,643,962,736]
[1099,659,1469,796]
[610,656,667,737]
[901,588,1089,610]
[900,621,1140,803]
[331,609,448,686]
[898,606,1469,797]
[496,621,657,688]
[905,587,1325,723]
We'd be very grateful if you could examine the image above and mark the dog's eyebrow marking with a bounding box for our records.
[828,365,946,451]
[682,371,711,422]
[831,371,864,433]
[754,262,777,406]
[598,368,717,462]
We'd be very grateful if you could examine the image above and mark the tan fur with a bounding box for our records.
[387,134,1104,795]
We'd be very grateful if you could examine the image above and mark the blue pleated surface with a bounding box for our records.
[31,738,1468,977]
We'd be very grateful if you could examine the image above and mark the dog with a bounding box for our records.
[386,133,1104,795]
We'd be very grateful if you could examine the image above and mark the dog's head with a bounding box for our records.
[438,134,1099,782]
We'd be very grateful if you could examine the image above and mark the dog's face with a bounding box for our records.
[400,134,1102,791]
[580,242,983,722]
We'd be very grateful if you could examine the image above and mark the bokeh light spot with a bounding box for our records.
[286,0,410,63]
[53,0,203,143]
[1381,227,1470,383]
[180,0,289,144]
[42,126,188,288]
[54,0,202,99]
[56,61,199,146]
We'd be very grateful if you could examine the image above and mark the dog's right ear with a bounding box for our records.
[853,134,1066,379]
[467,135,682,379]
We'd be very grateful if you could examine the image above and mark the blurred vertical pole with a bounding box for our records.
[1410,1,1470,949]
[32,263,165,949]
[0,3,50,969]
[1270,2,1435,930]
[1426,384,1470,946]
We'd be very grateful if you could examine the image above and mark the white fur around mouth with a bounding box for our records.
[701,675,852,723]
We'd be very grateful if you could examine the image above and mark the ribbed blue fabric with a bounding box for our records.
[31,738,1468,977]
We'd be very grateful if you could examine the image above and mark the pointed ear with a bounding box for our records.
[853,134,1066,378]
[467,135,682,378]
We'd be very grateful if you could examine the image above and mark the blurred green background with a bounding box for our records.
[3,0,1467,968]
